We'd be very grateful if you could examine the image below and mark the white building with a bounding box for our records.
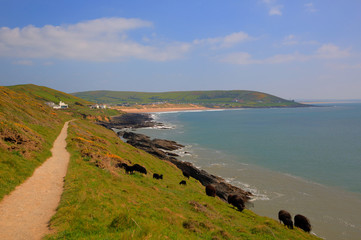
[90,104,107,109]
[53,101,68,109]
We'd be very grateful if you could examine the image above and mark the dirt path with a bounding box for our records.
[0,120,72,240]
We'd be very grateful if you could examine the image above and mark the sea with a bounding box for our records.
[134,103,361,240]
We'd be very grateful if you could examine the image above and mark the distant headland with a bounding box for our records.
[72,90,309,110]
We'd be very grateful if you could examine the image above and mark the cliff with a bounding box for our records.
[0,84,320,239]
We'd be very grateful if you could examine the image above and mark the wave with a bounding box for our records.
[223,178,270,201]
[153,109,230,114]
[210,162,227,167]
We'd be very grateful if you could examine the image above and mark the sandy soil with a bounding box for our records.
[0,121,72,240]
[113,104,212,113]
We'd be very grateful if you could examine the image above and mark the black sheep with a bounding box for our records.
[227,194,237,204]
[227,194,245,212]
[121,163,147,175]
[122,164,134,174]
[294,214,311,232]
[205,184,216,197]
[182,171,190,179]
[132,164,147,174]
[153,173,163,179]
[278,210,293,229]
[179,180,187,185]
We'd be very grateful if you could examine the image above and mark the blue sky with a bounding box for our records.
[1,0,361,99]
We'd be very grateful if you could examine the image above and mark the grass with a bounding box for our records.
[0,86,70,200]
[1,84,319,239]
[0,84,121,200]
[45,119,320,240]
[72,90,306,108]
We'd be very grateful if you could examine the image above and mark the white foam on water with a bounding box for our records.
[210,162,227,167]
[223,179,270,201]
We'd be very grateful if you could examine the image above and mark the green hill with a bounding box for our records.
[8,84,91,105]
[8,84,120,120]
[0,85,71,200]
[0,84,120,200]
[1,84,319,239]
[72,90,305,108]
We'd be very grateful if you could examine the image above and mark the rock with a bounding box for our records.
[98,113,161,129]
[167,158,252,202]
[100,113,253,204]
[152,139,184,151]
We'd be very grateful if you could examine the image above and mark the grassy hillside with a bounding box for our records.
[0,84,120,200]
[45,118,319,239]
[72,90,305,108]
[8,84,91,106]
[8,84,121,120]
[1,84,319,239]
[0,86,70,200]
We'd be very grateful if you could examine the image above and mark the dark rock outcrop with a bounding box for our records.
[167,158,252,202]
[101,113,252,204]
[152,139,184,151]
[120,131,184,159]
[98,113,160,129]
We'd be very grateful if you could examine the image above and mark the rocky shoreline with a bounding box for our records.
[98,113,253,203]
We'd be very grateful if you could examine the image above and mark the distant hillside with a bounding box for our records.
[0,84,120,200]
[72,90,306,108]
[8,84,91,106]
[1,84,319,239]
[8,84,120,119]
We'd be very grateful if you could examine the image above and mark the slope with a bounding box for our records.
[8,84,91,106]
[0,84,319,239]
[45,118,320,239]
[72,90,305,108]
[0,84,119,201]
[0,86,71,200]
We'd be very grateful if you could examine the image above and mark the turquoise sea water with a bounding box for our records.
[135,103,361,240]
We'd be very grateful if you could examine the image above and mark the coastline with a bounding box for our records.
[133,109,361,240]
[98,113,253,203]
[112,104,213,113]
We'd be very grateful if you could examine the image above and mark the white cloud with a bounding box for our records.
[42,61,54,66]
[220,52,260,65]
[336,63,361,70]
[219,44,350,65]
[269,5,283,16]
[265,53,307,64]
[282,35,319,46]
[261,0,283,16]
[0,18,191,62]
[305,3,317,13]
[282,34,298,45]
[315,44,350,59]
[12,60,33,65]
[193,31,252,49]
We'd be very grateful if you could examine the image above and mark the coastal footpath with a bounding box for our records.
[0,121,71,240]
[0,84,320,239]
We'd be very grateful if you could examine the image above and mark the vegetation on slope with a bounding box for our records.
[45,118,319,239]
[72,90,305,108]
[0,86,70,200]
[8,84,120,119]
[0,84,120,200]
[1,84,319,239]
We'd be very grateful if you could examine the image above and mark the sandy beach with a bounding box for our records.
[112,104,213,113]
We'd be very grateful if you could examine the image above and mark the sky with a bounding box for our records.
[1,0,361,100]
